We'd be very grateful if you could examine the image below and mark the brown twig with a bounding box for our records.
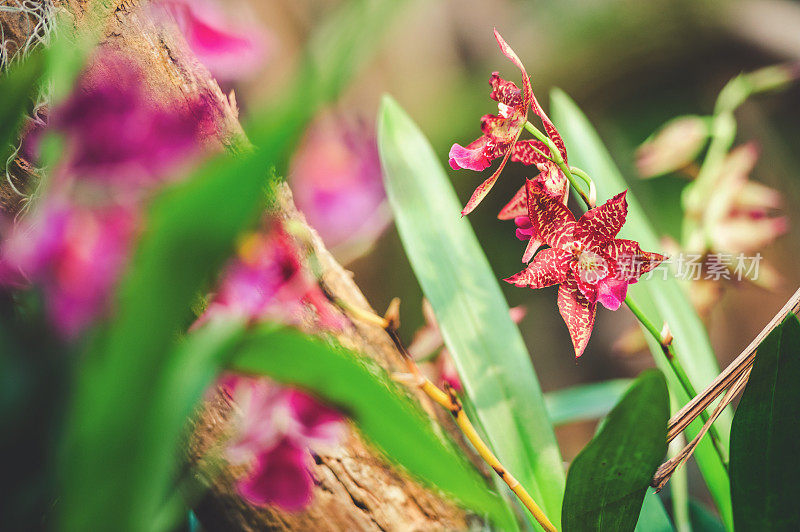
[340,296,558,532]
[651,286,800,489]
[666,287,800,442]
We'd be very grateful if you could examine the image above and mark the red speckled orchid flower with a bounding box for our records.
[498,163,569,262]
[505,180,664,357]
[450,29,569,216]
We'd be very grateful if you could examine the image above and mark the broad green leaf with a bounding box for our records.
[730,314,800,530]
[378,95,564,529]
[563,370,669,532]
[231,325,517,530]
[545,379,631,426]
[0,51,45,162]
[550,88,733,528]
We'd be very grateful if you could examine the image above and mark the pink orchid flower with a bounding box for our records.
[289,114,390,264]
[49,51,213,189]
[506,180,664,357]
[224,377,344,511]
[159,0,269,82]
[450,29,569,216]
[2,199,138,338]
[195,221,341,330]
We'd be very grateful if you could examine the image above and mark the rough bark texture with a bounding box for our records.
[0,1,476,530]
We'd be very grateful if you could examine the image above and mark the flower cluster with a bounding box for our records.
[449,29,569,220]
[193,218,345,510]
[223,376,344,511]
[453,30,665,357]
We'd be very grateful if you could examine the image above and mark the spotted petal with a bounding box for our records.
[498,184,527,220]
[510,139,551,166]
[504,247,571,288]
[603,238,665,282]
[557,277,596,358]
[461,147,513,216]
[575,190,628,248]
[527,178,576,249]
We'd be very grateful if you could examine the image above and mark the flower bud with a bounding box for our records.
[636,116,709,178]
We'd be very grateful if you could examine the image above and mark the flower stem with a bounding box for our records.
[523,121,593,208]
[624,295,729,467]
[339,297,558,531]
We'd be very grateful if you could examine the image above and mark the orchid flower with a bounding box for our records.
[195,220,341,331]
[450,29,569,215]
[700,143,787,256]
[224,377,344,511]
[2,199,138,338]
[289,114,390,264]
[158,0,270,82]
[506,180,664,357]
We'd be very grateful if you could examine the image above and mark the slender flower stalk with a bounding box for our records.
[334,296,558,532]
[625,295,729,467]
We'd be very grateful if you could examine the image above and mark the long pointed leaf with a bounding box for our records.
[378,94,564,529]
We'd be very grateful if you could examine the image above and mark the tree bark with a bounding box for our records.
[2,1,476,530]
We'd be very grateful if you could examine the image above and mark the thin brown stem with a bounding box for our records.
[337,296,558,531]
[667,287,800,441]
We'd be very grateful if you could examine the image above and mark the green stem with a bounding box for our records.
[625,295,729,468]
[524,121,593,208]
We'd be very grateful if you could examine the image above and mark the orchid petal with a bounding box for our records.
[557,277,596,358]
[575,190,628,248]
[504,247,571,288]
[526,178,576,249]
[236,439,313,511]
[510,139,551,166]
[498,184,527,220]
[449,138,492,171]
[603,238,665,281]
[596,276,629,311]
[461,147,513,216]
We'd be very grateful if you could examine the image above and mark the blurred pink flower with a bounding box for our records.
[703,143,787,255]
[289,114,390,264]
[0,48,213,338]
[159,0,270,82]
[195,221,341,330]
[2,199,138,338]
[51,51,213,189]
[224,377,344,511]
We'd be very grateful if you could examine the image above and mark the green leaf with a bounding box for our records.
[730,313,800,530]
[545,379,632,426]
[563,370,669,532]
[635,490,674,532]
[231,325,516,530]
[0,51,45,163]
[59,144,271,532]
[378,94,564,529]
[689,499,725,532]
[550,88,733,529]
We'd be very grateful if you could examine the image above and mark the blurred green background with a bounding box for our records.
[240,0,800,467]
